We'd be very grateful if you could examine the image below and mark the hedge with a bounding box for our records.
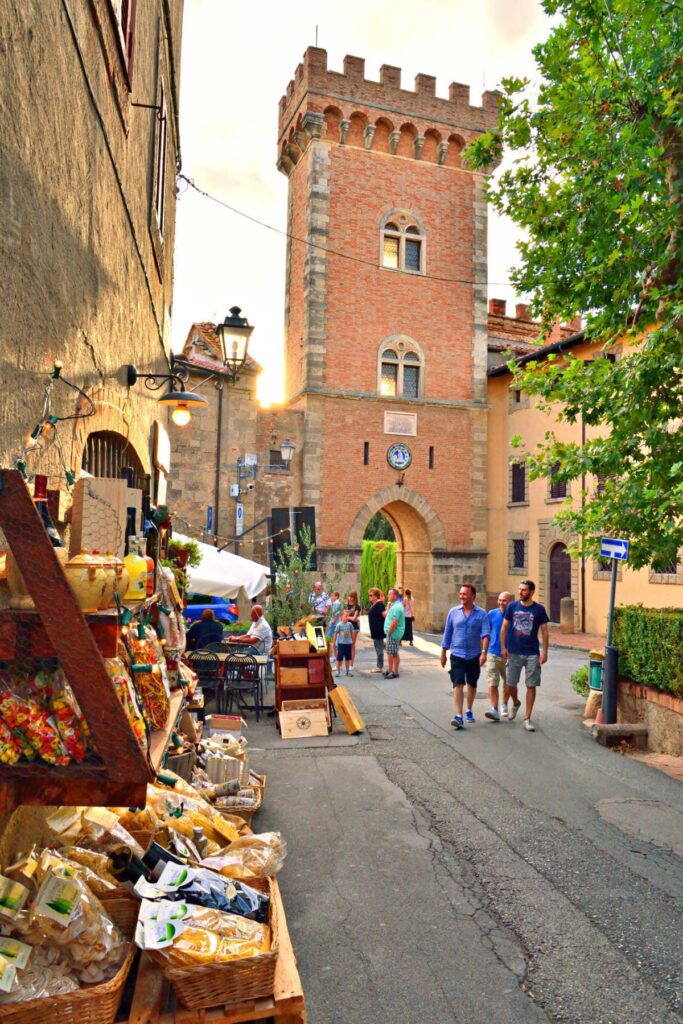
[613,605,683,697]
[360,540,397,607]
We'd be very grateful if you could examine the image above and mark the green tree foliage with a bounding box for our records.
[363,511,396,542]
[269,526,346,630]
[467,0,683,570]
[360,540,397,606]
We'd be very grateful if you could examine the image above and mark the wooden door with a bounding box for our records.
[549,543,571,622]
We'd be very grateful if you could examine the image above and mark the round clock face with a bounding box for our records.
[387,443,412,470]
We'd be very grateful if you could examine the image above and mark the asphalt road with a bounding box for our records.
[256,631,682,1024]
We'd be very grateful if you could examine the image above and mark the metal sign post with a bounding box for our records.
[599,537,629,724]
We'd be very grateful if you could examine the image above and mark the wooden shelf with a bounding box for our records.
[149,689,185,772]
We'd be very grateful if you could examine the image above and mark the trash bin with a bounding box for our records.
[588,648,604,691]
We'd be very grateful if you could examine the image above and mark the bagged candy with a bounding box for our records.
[0,689,67,765]
[0,720,21,765]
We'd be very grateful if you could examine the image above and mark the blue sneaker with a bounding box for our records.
[451,715,464,729]
[465,710,475,724]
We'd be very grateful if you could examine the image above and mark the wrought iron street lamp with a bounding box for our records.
[216,306,254,383]
[280,438,295,465]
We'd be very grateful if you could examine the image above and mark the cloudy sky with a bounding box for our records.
[172,0,551,403]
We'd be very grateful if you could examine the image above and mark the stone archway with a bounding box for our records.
[349,485,447,630]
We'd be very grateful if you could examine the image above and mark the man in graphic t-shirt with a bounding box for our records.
[500,579,549,733]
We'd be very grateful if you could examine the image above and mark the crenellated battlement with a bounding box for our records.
[278,47,499,143]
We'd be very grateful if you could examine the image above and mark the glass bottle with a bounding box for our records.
[33,475,63,547]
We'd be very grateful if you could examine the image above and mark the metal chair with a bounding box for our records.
[222,652,262,721]
[186,650,222,715]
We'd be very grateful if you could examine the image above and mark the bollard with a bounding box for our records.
[601,644,618,725]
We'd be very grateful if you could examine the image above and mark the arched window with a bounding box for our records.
[379,341,423,398]
[381,216,425,274]
[82,431,146,488]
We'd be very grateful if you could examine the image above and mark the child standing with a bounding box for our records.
[333,610,354,677]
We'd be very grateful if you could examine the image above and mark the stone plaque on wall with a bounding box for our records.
[384,411,417,436]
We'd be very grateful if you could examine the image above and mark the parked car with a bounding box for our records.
[183,593,239,625]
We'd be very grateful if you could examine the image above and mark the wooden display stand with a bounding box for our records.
[125,879,306,1023]
[274,641,334,727]
[0,469,153,812]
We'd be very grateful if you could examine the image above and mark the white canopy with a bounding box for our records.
[174,534,269,599]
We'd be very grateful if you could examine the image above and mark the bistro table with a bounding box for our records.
[213,650,271,714]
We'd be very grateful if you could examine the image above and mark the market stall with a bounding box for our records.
[175,535,269,601]
[0,469,306,1022]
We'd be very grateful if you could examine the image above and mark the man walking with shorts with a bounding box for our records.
[500,579,549,732]
[384,588,405,678]
[440,584,490,729]
[484,591,514,721]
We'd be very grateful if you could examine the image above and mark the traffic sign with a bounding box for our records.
[599,537,629,561]
[235,502,244,537]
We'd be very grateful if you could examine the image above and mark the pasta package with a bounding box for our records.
[136,900,270,967]
[28,867,127,983]
[104,658,148,749]
[200,833,287,880]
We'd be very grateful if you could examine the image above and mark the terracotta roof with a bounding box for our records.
[488,330,585,377]
[181,323,262,374]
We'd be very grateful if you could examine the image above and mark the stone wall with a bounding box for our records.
[618,682,682,756]
[0,1,183,486]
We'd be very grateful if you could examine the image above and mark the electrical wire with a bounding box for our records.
[177,174,516,289]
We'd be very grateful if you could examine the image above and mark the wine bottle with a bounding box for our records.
[124,507,137,556]
[33,475,63,547]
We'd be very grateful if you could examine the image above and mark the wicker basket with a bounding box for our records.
[216,785,262,827]
[164,878,278,1011]
[0,944,135,1024]
[99,886,140,939]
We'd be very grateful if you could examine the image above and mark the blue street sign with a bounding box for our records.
[206,506,213,532]
[600,537,629,561]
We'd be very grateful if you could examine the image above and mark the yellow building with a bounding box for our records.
[487,333,683,636]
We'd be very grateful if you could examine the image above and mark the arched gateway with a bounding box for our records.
[348,486,446,630]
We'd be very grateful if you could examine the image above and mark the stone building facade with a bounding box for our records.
[0,1,183,500]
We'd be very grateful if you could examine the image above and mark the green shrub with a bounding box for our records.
[223,621,251,635]
[570,665,590,697]
[360,540,397,607]
[613,605,683,697]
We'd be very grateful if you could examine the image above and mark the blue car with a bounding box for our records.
[183,593,239,625]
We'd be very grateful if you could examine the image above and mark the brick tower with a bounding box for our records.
[277,49,499,629]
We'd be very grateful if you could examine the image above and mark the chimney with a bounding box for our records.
[565,315,583,332]
[449,82,470,104]
[515,303,531,320]
[489,298,507,316]
[547,321,563,344]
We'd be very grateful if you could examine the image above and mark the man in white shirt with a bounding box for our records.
[233,604,273,654]
[309,581,332,619]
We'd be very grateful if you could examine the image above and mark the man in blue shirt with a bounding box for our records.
[484,591,514,722]
[440,583,490,729]
[500,579,550,733]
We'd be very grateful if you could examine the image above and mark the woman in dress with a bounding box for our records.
[403,588,415,646]
[345,590,361,667]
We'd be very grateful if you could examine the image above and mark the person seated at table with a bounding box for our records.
[229,604,273,655]
[186,608,224,651]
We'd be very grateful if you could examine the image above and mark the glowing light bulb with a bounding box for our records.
[171,404,191,427]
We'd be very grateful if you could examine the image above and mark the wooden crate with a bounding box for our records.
[279,667,309,686]
[124,878,306,1023]
[276,639,311,655]
[280,707,329,740]
[329,685,365,735]
[281,698,331,729]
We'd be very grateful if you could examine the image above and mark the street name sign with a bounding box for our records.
[600,537,629,561]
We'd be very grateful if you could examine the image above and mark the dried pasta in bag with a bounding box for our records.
[28,867,127,983]
[200,833,287,879]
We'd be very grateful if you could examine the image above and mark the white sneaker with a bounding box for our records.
[335,668,340,677]
[501,704,509,718]
[524,719,535,732]
[485,707,500,722]
[346,668,353,676]
[508,700,521,721]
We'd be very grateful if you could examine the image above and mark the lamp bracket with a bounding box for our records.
[125,362,189,393]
